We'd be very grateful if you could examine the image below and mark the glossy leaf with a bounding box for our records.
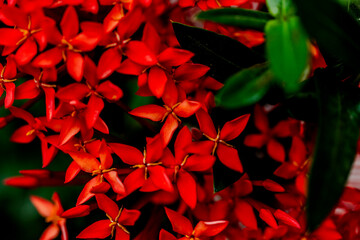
[265,17,309,93]
[216,63,272,109]
[266,0,295,17]
[306,69,360,232]
[172,22,264,82]
[197,8,273,31]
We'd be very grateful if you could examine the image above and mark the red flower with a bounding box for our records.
[244,104,294,162]
[130,81,201,146]
[187,109,250,172]
[77,193,141,240]
[30,192,68,240]
[160,207,228,240]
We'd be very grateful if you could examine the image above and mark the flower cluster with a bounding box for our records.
[1,0,359,239]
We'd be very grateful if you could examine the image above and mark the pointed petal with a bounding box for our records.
[289,136,307,166]
[160,115,179,146]
[148,66,167,98]
[195,109,217,137]
[116,59,145,75]
[10,125,36,143]
[43,87,56,121]
[123,168,146,194]
[164,207,193,236]
[185,141,214,155]
[194,220,229,237]
[104,171,126,195]
[30,195,54,217]
[77,220,111,239]
[32,47,63,68]
[115,228,130,240]
[68,151,100,173]
[118,208,141,226]
[129,104,167,121]
[103,4,124,33]
[158,48,194,67]
[60,6,78,39]
[174,63,210,81]
[97,48,122,79]
[66,51,84,82]
[159,229,177,240]
[15,38,37,65]
[243,134,267,148]
[76,177,99,205]
[220,114,250,141]
[61,205,90,218]
[254,104,269,133]
[95,193,119,219]
[234,199,257,229]
[40,223,60,240]
[272,120,292,137]
[15,80,41,100]
[148,165,174,192]
[58,117,81,145]
[65,161,81,183]
[177,171,197,209]
[108,143,143,165]
[0,28,23,45]
[4,82,15,108]
[8,106,35,124]
[174,126,192,162]
[273,209,301,229]
[85,95,104,129]
[183,155,216,172]
[262,179,285,192]
[217,144,243,172]
[267,139,285,162]
[259,209,278,228]
[96,81,123,101]
[125,41,157,66]
[174,100,201,118]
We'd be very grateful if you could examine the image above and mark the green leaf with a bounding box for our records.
[216,63,272,109]
[266,0,295,17]
[292,0,360,73]
[306,69,360,232]
[265,17,309,93]
[197,8,273,31]
[172,22,264,82]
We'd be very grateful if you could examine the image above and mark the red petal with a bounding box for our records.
[66,51,84,81]
[243,134,267,148]
[85,95,104,129]
[185,141,214,155]
[115,228,130,240]
[4,55,17,78]
[234,199,257,229]
[193,220,229,237]
[174,100,201,118]
[177,171,197,209]
[118,208,141,226]
[220,114,250,141]
[68,151,100,173]
[148,165,174,192]
[262,179,285,192]
[174,126,192,162]
[96,81,123,101]
[164,207,193,236]
[148,66,167,98]
[195,109,217,138]
[58,117,81,145]
[159,229,177,240]
[160,115,179,146]
[267,139,285,162]
[43,87,56,121]
[123,168,146,194]
[125,41,157,66]
[30,195,54,217]
[273,209,301,229]
[97,48,122,79]
[108,143,143,165]
[8,106,35,124]
[15,38,37,65]
[95,193,119,219]
[158,48,194,67]
[41,139,58,167]
[76,177,99,205]
[116,59,145,75]
[65,161,81,183]
[142,23,161,55]
[10,125,36,143]
[0,28,23,45]
[4,82,15,108]
[103,4,124,33]
[40,224,60,240]
[129,104,167,121]
[104,171,126,195]
[272,120,292,137]
[183,155,216,172]
[61,205,90,218]
[77,220,111,239]
[60,6,79,39]
[32,47,63,68]
[289,136,307,166]
[259,209,278,228]
[217,144,243,172]
[254,104,269,133]
[174,63,210,81]
[15,80,41,100]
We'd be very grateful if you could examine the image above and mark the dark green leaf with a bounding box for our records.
[265,17,309,93]
[216,63,272,108]
[292,0,360,73]
[197,8,273,31]
[306,69,360,232]
[172,22,264,82]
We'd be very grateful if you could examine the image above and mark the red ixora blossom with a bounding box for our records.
[187,108,250,172]
[77,193,140,240]
[159,207,229,240]
[30,192,68,240]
